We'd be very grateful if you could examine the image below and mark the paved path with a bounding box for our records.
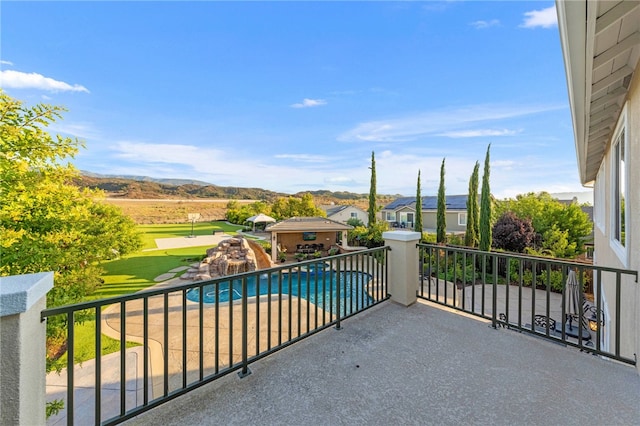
[149,234,232,251]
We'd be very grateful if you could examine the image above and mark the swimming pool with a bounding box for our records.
[186,267,373,315]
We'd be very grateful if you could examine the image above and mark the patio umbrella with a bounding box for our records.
[564,269,580,330]
[246,213,276,231]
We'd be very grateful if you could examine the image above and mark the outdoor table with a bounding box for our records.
[555,321,591,340]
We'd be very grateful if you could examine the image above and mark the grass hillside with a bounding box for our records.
[76,174,400,224]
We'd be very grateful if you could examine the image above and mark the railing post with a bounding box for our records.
[0,272,53,426]
[238,277,251,378]
[382,231,421,306]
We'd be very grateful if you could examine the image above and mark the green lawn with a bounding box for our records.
[60,221,246,364]
[94,246,210,298]
[94,220,245,297]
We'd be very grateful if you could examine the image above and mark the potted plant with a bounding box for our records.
[278,252,287,263]
[294,253,307,262]
[312,250,322,259]
[328,247,339,256]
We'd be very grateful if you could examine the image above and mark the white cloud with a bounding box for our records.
[338,104,563,143]
[520,5,557,29]
[109,141,363,193]
[439,129,519,138]
[470,19,500,29]
[50,122,100,139]
[1,60,14,66]
[290,98,327,108]
[0,70,89,93]
[274,153,330,163]
[324,176,357,185]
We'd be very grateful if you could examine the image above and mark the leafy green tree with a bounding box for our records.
[465,162,480,247]
[414,170,423,233]
[270,193,325,220]
[479,144,492,252]
[495,191,591,258]
[365,221,389,248]
[0,91,142,314]
[437,158,446,243]
[368,151,377,228]
[492,212,535,253]
[347,217,364,227]
[225,200,271,225]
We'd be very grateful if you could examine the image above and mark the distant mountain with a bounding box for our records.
[75,173,398,205]
[80,171,213,187]
[76,174,286,200]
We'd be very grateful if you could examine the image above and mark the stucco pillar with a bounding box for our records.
[271,231,278,262]
[382,231,421,306]
[0,272,53,426]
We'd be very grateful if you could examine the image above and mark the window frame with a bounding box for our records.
[609,104,628,265]
[458,212,467,226]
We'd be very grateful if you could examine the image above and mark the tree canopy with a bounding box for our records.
[0,91,142,308]
[414,170,423,233]
[368,151,377,228]
[494,191,592,258]
[465,161,480,247]
[436,159,446,243]
[492,211,535,253]
[268,193,325,220]
[479,144,492,252]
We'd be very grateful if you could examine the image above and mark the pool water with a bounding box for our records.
[186,268,373,315]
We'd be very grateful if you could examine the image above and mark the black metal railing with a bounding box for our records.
[42,247,389,425]
[417,243,638,365]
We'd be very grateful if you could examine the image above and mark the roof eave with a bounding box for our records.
[557,0,590,184]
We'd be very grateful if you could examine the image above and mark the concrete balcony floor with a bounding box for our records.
[127,300,639,426]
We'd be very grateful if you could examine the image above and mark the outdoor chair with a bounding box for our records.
[533,315,556,332]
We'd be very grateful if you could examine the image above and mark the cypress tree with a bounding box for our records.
[465,161,480,247]
[437,158,446,243]
[414,170,423,233]
[479,144,492,251]
[368,151,377,229]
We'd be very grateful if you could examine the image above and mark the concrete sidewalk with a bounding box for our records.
[150,234,232,250]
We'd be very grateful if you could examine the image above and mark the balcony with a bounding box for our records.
[126,300,639,425]
[2,233,638,425]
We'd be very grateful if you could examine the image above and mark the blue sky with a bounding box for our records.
[1,1,587,199]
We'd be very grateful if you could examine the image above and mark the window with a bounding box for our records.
[386,212,395,221]
[458,212,467,226]
[350,212,357,218]
[613,129,625,247]
[610,105,627,262]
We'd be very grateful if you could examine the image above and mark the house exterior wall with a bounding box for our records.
[328,207,368,226]
[592,69,640,365]
[421,211,466,233]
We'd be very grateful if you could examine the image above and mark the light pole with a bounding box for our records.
[187,213,200,238]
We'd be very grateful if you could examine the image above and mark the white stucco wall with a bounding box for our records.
[592,69,640,368]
